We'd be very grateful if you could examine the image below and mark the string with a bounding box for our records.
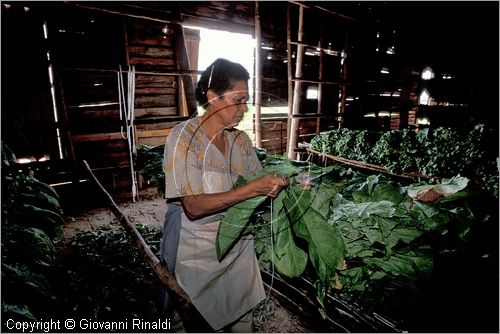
[261,197,276,328]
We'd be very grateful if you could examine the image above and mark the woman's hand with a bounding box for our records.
[250,173,289,198]
[181,173,289,220]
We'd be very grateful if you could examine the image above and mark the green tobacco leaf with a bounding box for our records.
[216,164,300,262]
[17,228,56,267]
[410,201,452,231]
[216,195,267,261]
[310,182,343,218]
[20,204,65,239]
[285,186,347,276]
[371,183,406,203]
[271,191,288,258]
[26,177,60,200]
[363,248,433,280]
[386,227,423,247]
[2,304,37,322]
[261,155,301,177]
[346,239,374,258]
[2,263,53,299]
[271,218,308,277]
[19,193,63,216]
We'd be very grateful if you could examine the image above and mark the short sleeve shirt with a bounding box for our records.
[163,116,263,198]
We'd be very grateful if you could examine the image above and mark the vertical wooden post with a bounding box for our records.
[316,12,324,134]
[53,70,77,178]
[338,29,349,129]
[173,23,198,117]
[286,2,293,145]
[254,1,262,148]
[287,4,305,159]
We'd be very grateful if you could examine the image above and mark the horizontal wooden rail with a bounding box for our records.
[307,148,435,180]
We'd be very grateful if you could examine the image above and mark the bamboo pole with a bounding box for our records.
[82,160,213,332]
[287,5,305,159]
[286,2,293,145]
[254,1,262,148]
[316,13,324,134]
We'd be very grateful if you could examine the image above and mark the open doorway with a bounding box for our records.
[183,26,256,139]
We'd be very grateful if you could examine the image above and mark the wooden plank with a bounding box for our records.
[135,107,178,118]
[74,139,128,152]
[135,87,176,95]
[135,74,177,87]
[180,2,255,28]
[60,71,117,86]
[128,34,174,47]
[136,128,172,138]
[128,20,175,37]
[135,95,176,108]
[72,132,125,142]
[261,121,286,131]
[71,108,120,120]
[128,46,174,58]
[262,130,287,141]
[138,136,168,148]
[135,121,180,131]
[64,88,118,105]
[78,151,130,168]
[262,140,287,155]
[128,57,176,67]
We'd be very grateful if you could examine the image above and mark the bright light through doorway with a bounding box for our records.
[194,27,255,102]
[186,26,256,138]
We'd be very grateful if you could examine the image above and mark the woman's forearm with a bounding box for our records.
[180,173,289,220]
[180,183,258,220]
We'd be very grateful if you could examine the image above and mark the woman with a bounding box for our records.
[162,58,288,332]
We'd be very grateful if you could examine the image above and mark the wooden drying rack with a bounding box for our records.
[306,147,435,181]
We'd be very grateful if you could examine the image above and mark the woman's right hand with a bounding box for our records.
[249,173,289,198]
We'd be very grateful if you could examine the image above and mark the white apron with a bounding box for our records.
[174,171,266,331]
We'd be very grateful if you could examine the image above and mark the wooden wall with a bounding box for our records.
[44,5,189,194]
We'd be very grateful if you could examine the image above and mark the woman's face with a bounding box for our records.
[209,80,249,128]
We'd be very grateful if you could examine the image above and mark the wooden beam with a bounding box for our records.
[286,2,293,148]
[61,67,203,77]
[287,5,305,159]
[254,1,262,149]
[136,128,172,138]
[173,23,198,117]
[317,14,324,134]
[72,3,177,24]
[287,40,344,56]
[82,160,212,333]
[288,1,360,22]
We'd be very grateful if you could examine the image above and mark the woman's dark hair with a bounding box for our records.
[195,58,250,109]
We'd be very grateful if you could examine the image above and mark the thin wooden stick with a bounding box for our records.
[83,160,212,332]
[307,149,435,180]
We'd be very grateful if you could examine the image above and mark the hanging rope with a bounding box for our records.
[117,65,138,202]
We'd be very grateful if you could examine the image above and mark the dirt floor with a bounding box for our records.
[58,188,312,333]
